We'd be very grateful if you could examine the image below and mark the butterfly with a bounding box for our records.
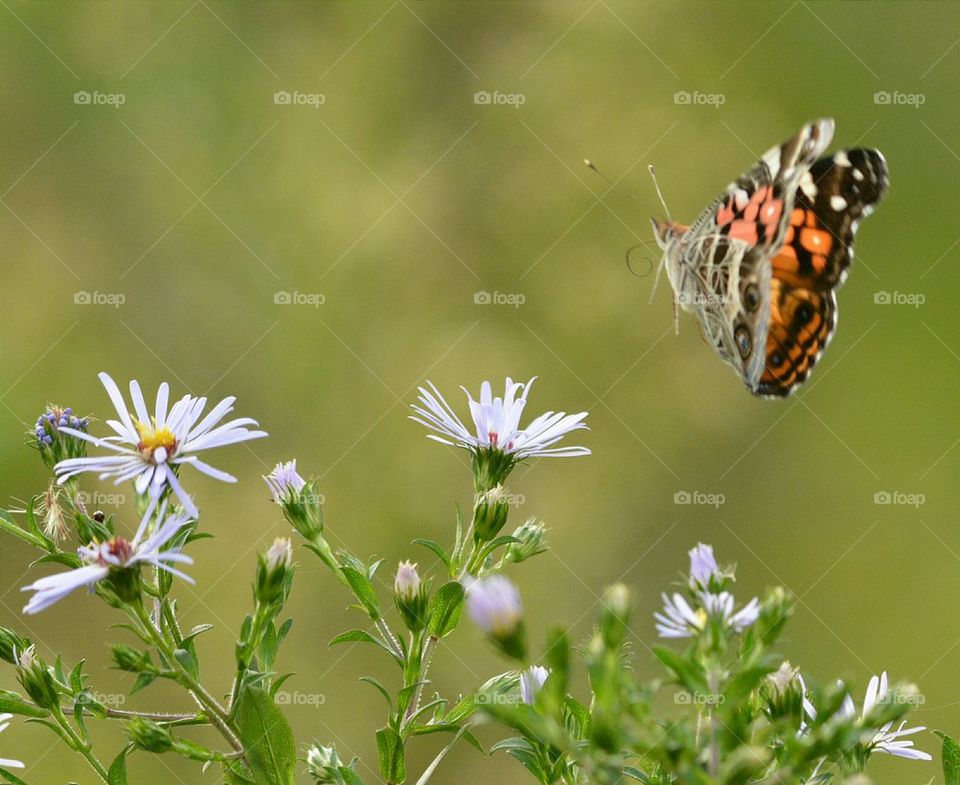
[650,118,888,397]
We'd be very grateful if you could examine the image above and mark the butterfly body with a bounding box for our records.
[652,119,888,397]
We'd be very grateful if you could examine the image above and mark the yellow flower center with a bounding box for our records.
[135,418,178,461]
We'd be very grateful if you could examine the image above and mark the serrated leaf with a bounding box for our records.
[235,686,296,785]
[427,581,464,639]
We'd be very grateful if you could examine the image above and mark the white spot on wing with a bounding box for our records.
[833,151,851,167]
[830,195,848,211]
[799,171,817,200]
[852,167,865,181]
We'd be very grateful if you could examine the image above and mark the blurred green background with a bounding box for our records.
[1,1,958,782]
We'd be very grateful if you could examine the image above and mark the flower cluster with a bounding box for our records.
[654,542,760,638]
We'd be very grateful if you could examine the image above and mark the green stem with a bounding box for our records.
[133,602,243,753]
[52,705,109,782]
[404,634,437,724]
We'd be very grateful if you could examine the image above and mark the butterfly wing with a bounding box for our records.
[677,119,836,389]
[756,148,889,396]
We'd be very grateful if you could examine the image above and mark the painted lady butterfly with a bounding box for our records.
[651,118,888,397]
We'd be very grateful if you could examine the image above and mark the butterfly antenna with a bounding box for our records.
[648,164,673,223]
[584,159,648,207]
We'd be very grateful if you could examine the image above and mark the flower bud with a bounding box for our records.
[599,583,631,649]
[256,538,294,605]
[394,561,430,633]
[504,519,547,563]
[111,644,153,673]
[32,405,88,470]
[264,461,324,539]
[688,542,723,590]
[0,629,30,665]
[473,485,510,543]
[306,742,342,784]
[466,576,526,661]
[15,646,59,711]
[519,665,549,704]
[38,482,69,544]
[127,717,174,753]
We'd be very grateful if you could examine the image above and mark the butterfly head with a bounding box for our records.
[651,218,688,250]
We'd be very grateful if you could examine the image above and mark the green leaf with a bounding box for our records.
[940,732,960,785]
[108,746,132,785]
[340,567,382,620]
[427,581,464,639]
[375,726,406,784]
[235,686,297,785]
[173,648,199,680]
[652,646,707,693]
[411,539,452,574]
[329,629,397,657]
[0,767,29,785]
[359,676,394,712]
[337,767,366,785]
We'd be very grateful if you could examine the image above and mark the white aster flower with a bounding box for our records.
[520,665,550,705]
[0,713,24,769]
[410,377,589,459]
[264,460,306,503]
[54,372,267,517]
[838,672,931,761]
[655,590,759,639]
[21,501,194,614]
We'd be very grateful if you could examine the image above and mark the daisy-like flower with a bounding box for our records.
[467,576,523,638]
[21,502,194,614]
[411,377,589,461]
[655,590,759,639]
[837,672,931,761]
[54,373,267,517]
[0,713,24,770]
